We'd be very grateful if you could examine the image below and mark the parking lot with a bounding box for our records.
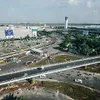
[46,69,100,90]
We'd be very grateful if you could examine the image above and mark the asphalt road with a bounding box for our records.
[0,55,38,74]
[0,51,22,59]
[0,34,60,74]
[45,34,62,55]
[0,56,100,84]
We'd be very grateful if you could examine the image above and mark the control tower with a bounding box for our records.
[65,16,68,30]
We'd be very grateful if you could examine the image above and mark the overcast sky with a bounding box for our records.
[0,0,100,23]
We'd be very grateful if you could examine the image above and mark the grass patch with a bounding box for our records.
[0,52,3,55]
[78,64,100,73]
[3,50,14,53]
[42,81,100,100]
[31,54,80,67]
[31,58,49,67]
[55,54,79,63]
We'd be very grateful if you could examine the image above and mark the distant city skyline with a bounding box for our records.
[0,0,100,23]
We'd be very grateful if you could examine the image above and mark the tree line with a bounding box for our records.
[59,30,100,56]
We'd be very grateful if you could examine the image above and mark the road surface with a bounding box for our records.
[0,56,100,85]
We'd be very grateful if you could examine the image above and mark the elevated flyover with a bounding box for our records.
[0,56,100,86]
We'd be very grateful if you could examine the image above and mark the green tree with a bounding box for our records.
[80,43,91,56]
[59,29,100,56]
[24,34,30,40]
[38,30,52,36]
[26,78,36,84]
[59,35,71,50]
[2,41,6,48]
[10,38,14,44]
[2,93,25,100]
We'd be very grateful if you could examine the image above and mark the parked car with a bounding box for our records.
[16,60,21,63]
[74,79,82,83]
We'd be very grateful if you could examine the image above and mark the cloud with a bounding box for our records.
[86,0,100,13]
[68,0,81,5]
[92,9,98,13]
[87,0,92,8]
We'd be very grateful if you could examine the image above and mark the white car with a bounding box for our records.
[74,79,82,83]
[40,74,46,78]
[23,73,28,77]
[41,66,44,70]
[16,60,21,63]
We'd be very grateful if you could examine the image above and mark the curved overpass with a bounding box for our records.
[0,56,100,86]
